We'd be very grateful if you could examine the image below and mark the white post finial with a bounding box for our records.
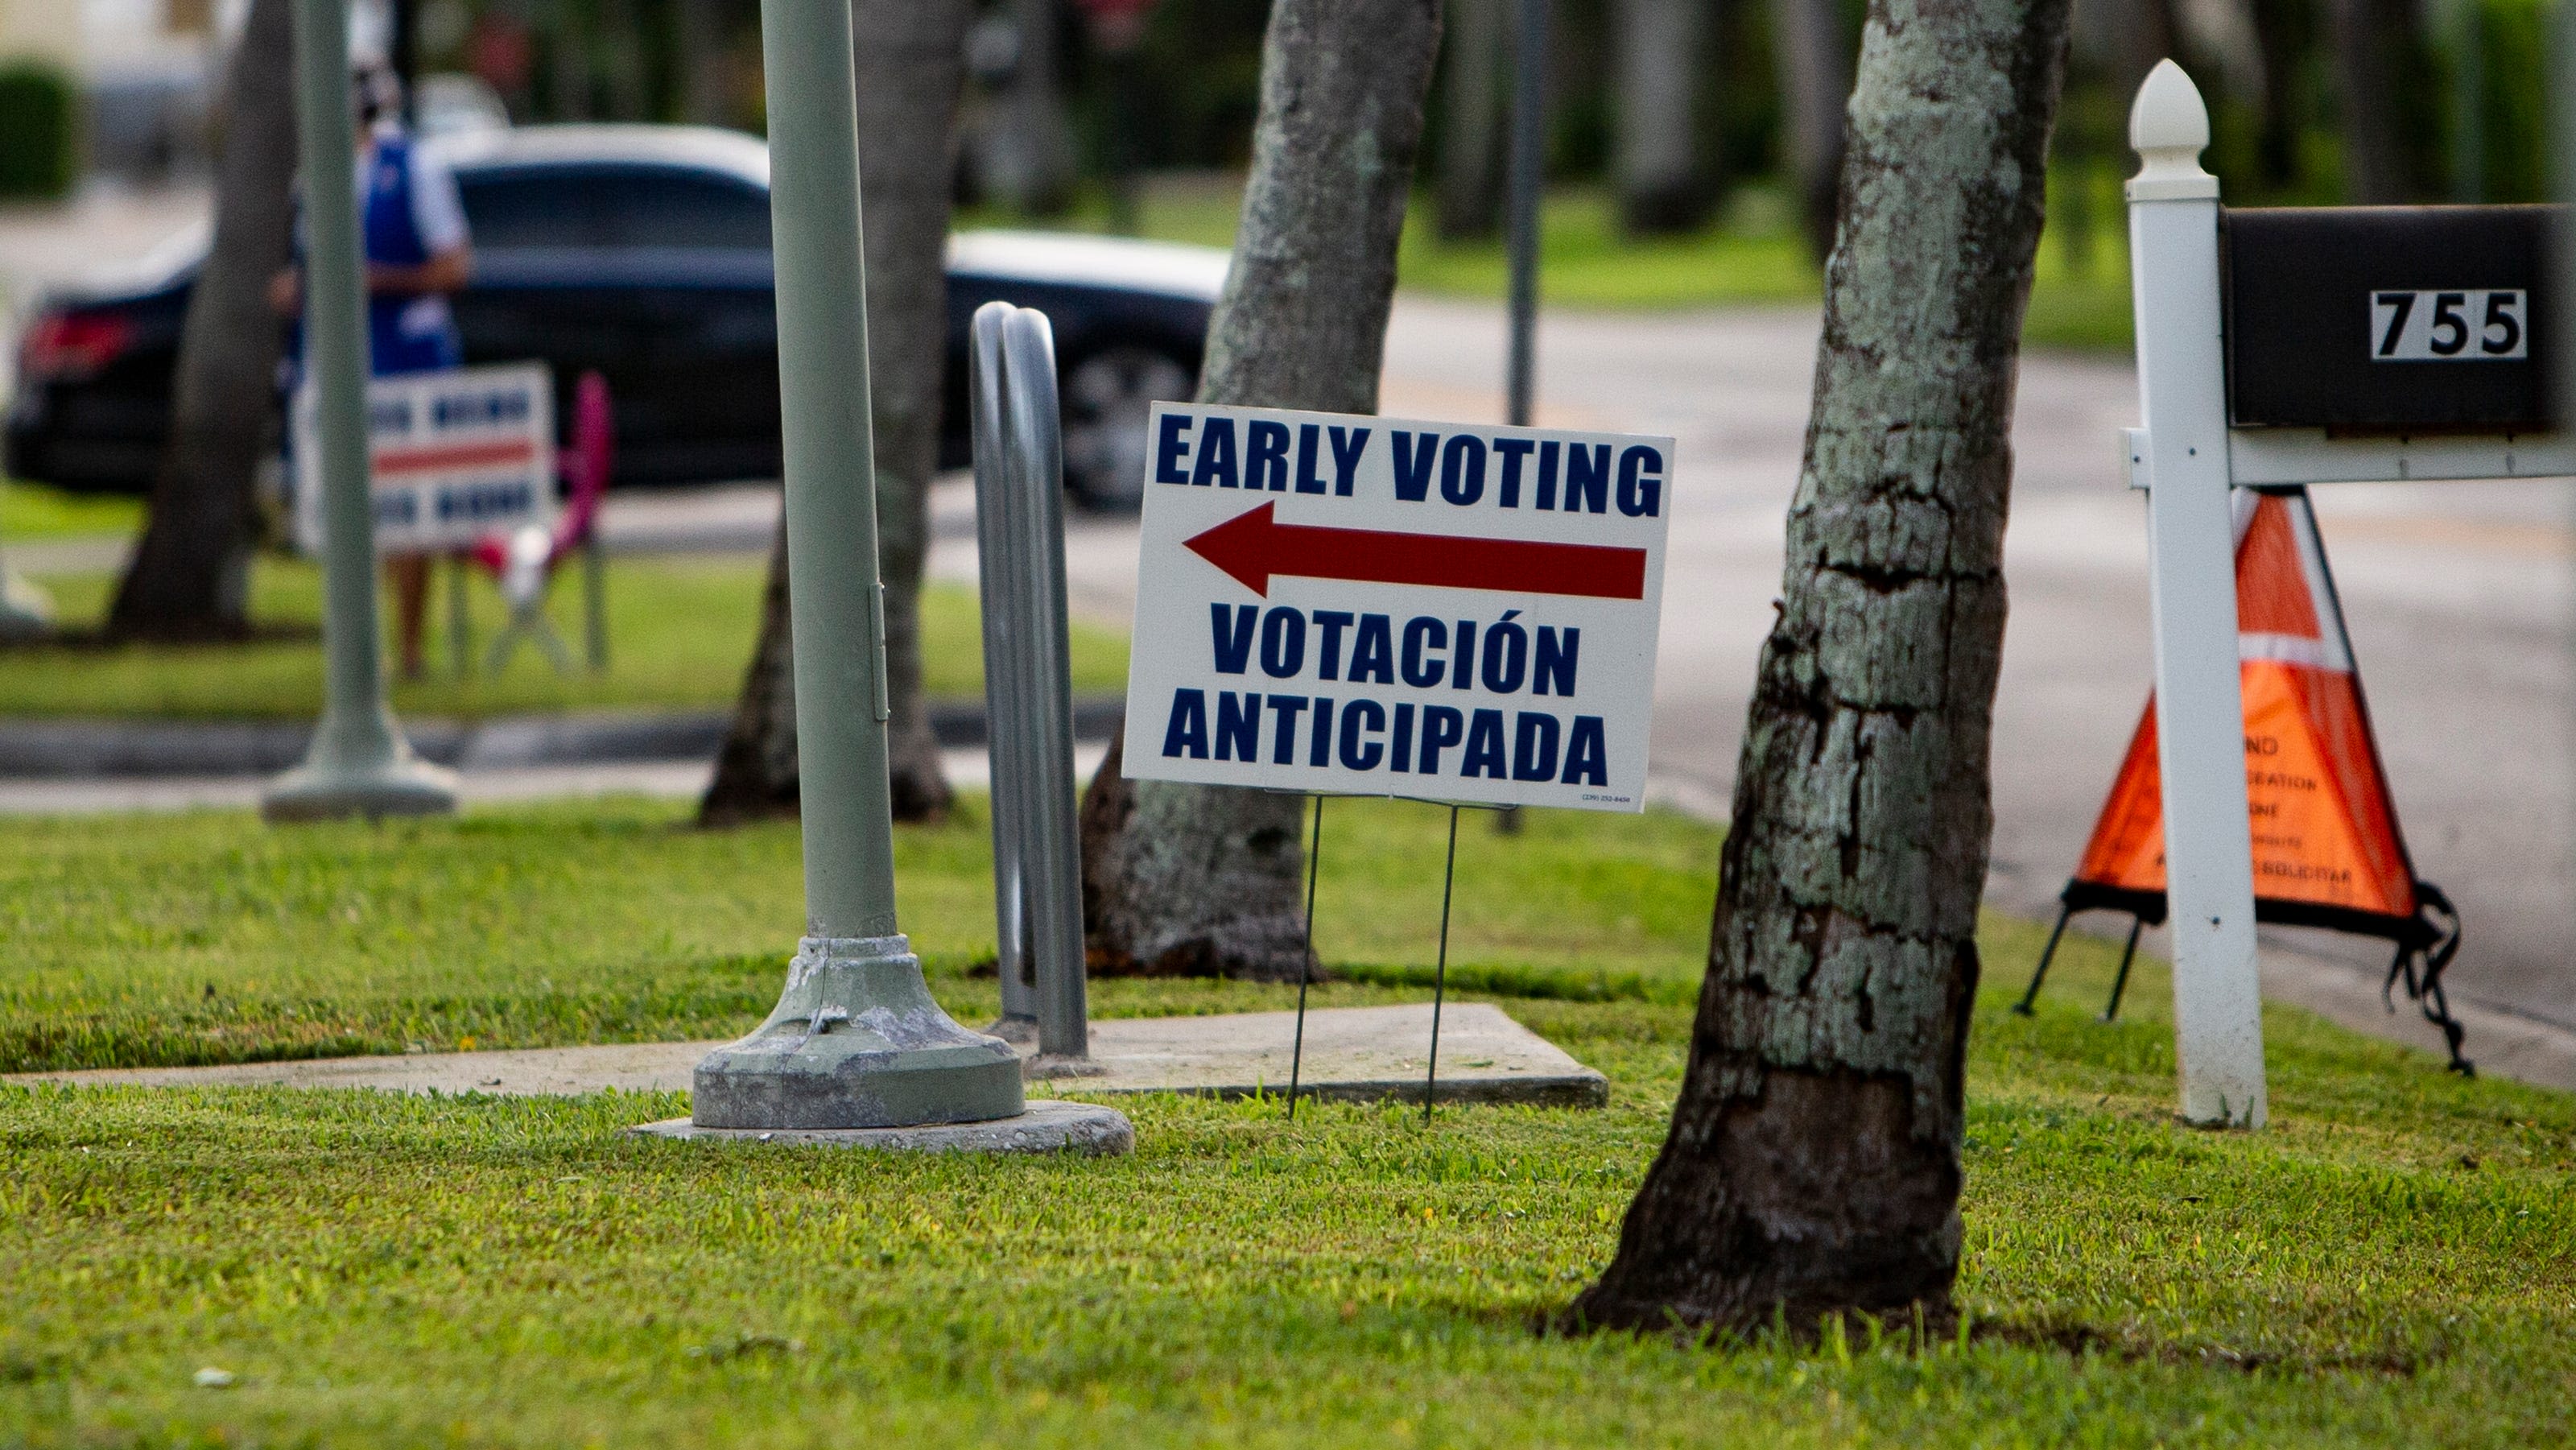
[2128,59,2219,201]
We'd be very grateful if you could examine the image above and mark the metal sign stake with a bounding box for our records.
[1002,307,1092,1064]
[1424,803,1461,1125]
[1286,791,1326,1119]
[970,301,1092,1065]
[971,304,1040,1042]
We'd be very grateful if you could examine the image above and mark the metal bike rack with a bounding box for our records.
[969,301,1090,1063]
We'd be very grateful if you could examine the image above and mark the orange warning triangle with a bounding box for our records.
[2069,488,2422,931]
[2041,488,2467,1073]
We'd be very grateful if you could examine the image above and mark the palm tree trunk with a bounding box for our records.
[2248,0,2312,188]
[1567,0,2071,1337]
[1077,0,1443,980]
[1614,0,1717,234]
[985,0,1079,215]
[598,0,649,121]
[701,518,800,825]
[1766,0,1853,262]
[2112,0,2180,95]
[1436,0,1505,239]
[675,0,735,126]
[698,0,972,826]
[2329,0,2434,203]
[105,0,295,642]
[551,2,592,121]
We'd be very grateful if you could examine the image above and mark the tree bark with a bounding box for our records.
[675,0,735,126]
[2248,0,2312,188]
[984,0,1080,215]
[697,0,971,828]
[701,518,800,825]
[598,0,650,120]
[1567,0,2070,1339]
[1436,0,1505,240]
[1077,0,1443,980]
[1614,0,1717,234]
[104,0,296,643]
[551,2,592,122]
[1767,0,1853,262]
[2109,0,2179,97]
[2327,0,2434,203]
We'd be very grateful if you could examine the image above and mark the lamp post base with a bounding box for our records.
[631,1100,1132,1155]
[691,934,1026,1130]
[259,751,458,823]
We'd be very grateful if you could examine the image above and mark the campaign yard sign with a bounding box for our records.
[1122,403,1674,812]
[292,361,555,556]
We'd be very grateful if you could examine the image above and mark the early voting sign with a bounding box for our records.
[1122,403,1673,812]
[292,361,555,556]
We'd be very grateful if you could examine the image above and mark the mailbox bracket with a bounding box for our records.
[2226,428,2576,487]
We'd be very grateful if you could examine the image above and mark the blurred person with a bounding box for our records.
[270,64,474,679]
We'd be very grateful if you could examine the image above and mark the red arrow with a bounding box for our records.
[1183,502,1647,600]
[372,439,541,475]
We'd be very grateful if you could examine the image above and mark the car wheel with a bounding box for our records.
[1060,344,1192,511]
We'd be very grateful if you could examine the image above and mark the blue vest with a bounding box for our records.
[360,134,462,377]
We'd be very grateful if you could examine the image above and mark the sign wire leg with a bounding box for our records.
[1286,793,1324,1120]
[1425,803,1460,1126]
[2013,905,2073,1016]
[2102,916,2145,1022]
[583,533,607,672]
[447,552,472,681]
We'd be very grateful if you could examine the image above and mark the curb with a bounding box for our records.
[0,696,1127,779]
[2258,943,2576,1093]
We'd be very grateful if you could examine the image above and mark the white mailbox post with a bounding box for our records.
[2126,61,2268,1128]
[2122,61,2574,1126]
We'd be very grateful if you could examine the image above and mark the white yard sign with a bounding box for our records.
[292,361,555,556]
[1122,403,1674,812]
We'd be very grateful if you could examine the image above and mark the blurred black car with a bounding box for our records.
[3,125,1224,510]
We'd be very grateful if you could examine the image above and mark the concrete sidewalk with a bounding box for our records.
[0,696,1125,779]
[11,1002,1610,1109]
[0,742,1113,814]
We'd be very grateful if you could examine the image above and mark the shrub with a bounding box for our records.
[0,60,79,200]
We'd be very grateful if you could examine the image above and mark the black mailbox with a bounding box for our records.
[2223,204,2561,432]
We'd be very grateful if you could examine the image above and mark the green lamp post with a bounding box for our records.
[264,0,455,824]
[683,0,1024,1130]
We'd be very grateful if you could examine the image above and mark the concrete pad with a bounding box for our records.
[627,1100,1134,1156]
[1067,1002,1608,1107]
[9,1003,1607,1109]
[10,1038,712,1095]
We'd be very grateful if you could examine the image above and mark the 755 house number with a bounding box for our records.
[2370,289,2527,361]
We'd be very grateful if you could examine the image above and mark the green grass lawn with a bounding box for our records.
[3,799,2570,1445]
[0,479,140,541]
[976,171,2135,351]
[2,556,1129,720]
[0,798,1715,1070]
